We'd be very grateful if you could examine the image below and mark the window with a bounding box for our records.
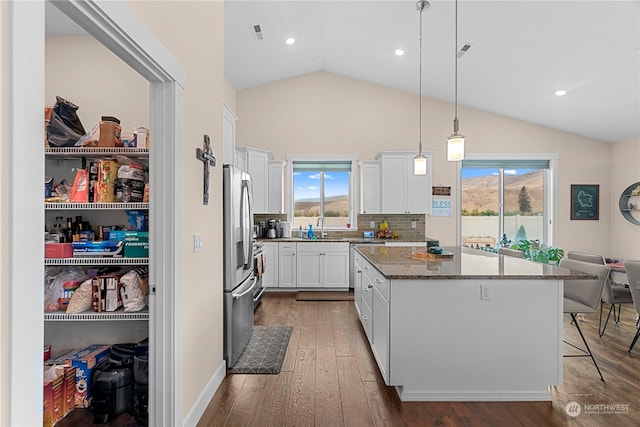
[289,158,355,231]
[460,157,556,248]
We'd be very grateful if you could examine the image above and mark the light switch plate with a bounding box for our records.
[411,221,417,228]
[194,234,203,252]
[370,221,376,228]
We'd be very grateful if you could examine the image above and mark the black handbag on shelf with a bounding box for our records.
[47,95,86,147]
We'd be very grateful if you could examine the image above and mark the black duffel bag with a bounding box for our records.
[47,96,86,147]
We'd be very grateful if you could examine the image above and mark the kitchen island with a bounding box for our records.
[353,245,591,402]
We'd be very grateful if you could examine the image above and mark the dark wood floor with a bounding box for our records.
[197,292,640,427]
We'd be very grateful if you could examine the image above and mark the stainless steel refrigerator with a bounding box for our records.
[223,164,256,368]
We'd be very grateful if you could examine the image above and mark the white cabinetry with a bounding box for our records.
[278,242,297,288]
[353,249,363,316]
[359,160,381,214]
[376,152,432,214]
[268,161,285,214]
[356,251,390,384]
[235,147,284,214]
[262,242,278,288]
[296,242,349,289]
[222,104,238,166]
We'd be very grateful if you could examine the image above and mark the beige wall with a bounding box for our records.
[610,137,640,260]
[223,75,237,114]
[126,0,225,417]
[0,2,8,424]
[236,71,615,252]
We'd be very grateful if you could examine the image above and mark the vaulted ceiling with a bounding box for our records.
[224,1,640,143]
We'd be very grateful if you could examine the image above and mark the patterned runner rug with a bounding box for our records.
[228,326,293,374]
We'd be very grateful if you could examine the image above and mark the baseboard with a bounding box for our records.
[182,359,227,426]
[395,386,552,402]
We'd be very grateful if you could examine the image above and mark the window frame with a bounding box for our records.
[456,153,558,247]
[286,154,358,231]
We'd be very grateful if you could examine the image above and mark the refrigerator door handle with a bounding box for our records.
[240,178,253,269]
[232,276,257,300]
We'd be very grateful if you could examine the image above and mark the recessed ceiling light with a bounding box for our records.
[555,89,567,96]
[394,49,405,56]
[285,37,295,45]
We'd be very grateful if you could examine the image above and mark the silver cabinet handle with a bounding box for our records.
[364,265,370,269]
[362,315,369,320]
[357,270,362,273]
[374,279,383,283]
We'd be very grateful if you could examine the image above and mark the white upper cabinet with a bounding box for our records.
[268,160,285,214]
[376,152,432,214]
[236,147,273,213]
[359,160,381,214]
[222,104,238,166]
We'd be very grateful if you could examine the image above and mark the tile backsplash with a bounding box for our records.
[254,213,426,240]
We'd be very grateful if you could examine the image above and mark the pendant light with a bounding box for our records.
[447,0,465,162]
[414,1,429,176]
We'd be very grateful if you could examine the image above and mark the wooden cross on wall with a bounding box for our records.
[196,134,216,205]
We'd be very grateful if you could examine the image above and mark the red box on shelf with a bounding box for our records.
[45,243,73,258]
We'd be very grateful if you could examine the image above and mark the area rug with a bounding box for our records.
[228,326,293,374]
[296,291,354,301]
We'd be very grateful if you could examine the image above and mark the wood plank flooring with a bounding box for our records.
[197,292,640,427]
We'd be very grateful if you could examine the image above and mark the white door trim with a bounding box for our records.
[8,1,184,425]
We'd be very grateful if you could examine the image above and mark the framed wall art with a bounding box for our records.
[571,184,599,220]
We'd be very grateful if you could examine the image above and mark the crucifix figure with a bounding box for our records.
[196,134,216,205]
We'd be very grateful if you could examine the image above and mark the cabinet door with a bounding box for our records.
[360,161,381,214]
[372,286,390,384]
[262,242,278,288]
[234,150,247,172]
[380,154,406,214]
[247,150,269,213]
[323,251,349,289]
[297,251,322,288]
[353,255,362,316]
[278,244,297,288]
[268,161,284,214]
[405,155,430,214]
[222,105,237,166]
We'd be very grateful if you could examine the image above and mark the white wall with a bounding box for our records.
[610,137,640,260]
[126,0,225,418]
[236,71,615,253]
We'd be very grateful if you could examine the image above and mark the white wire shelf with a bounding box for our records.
[44,308,149,321]
[45,202,149,210]
[45,147,149,157]
[45,257,149,266]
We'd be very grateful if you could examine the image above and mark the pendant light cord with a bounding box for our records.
[454,0,459,132]
[418,2,424,155]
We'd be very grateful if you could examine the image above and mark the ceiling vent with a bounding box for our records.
[457,43,472,58]
[252,24,264,41]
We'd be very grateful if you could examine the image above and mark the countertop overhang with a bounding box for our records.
[355,245,596,280]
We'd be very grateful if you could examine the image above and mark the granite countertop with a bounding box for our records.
[259,237,437,244]
[354,245,595,280]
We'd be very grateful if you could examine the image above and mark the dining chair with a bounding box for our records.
[498,247,525,258]
[559,258,610,381]
[567,251,633,336]
[623,260,640,353]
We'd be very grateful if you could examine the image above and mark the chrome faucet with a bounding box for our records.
[316,217,325,238]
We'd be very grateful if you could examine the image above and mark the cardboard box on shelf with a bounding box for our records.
[72,240,124,257]
[124,231,149,258]
[48,344,111,408]
[43,365,77,427]
[45,243,73,258]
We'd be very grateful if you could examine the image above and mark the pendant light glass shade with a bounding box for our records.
[447,134,465,161]
[414,154,427,175]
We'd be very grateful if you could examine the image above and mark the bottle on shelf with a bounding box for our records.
[65,217,73,243]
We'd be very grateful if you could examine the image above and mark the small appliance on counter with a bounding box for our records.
[266,219,276,239]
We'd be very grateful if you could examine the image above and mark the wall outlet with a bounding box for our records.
[480,284,491,300]
[370,221,376,228]
[411,220,417,228]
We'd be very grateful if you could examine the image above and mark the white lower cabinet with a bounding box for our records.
[262,242,278,288]
[297,242,349,289]
[353,252,363,316]
[278,242,297,288]
[357,251,390,384]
